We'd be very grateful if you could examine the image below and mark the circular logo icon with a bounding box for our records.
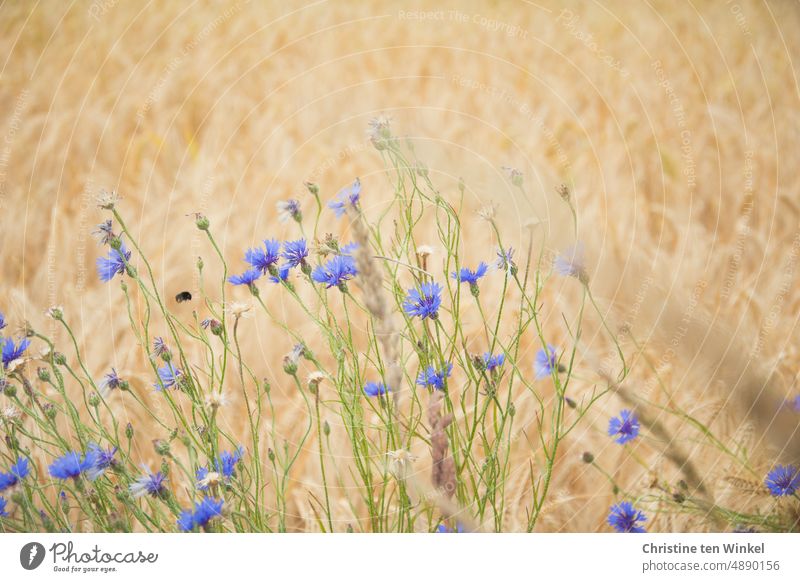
[20,542,46,570]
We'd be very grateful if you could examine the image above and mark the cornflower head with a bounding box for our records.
[214,447,244,480]
[436,522,465,533]
[269,265,291,285]
[228,268,262,291]
[534,344,559,379]
[151,337,170,360]
[328,178,361,218]
[2,337,31,369]
[99,368,125,395]
[85,443,118,481]
[416,363,453,391]
[276,199,302,223]
[154,363,182,391]
[482,352,505,373]
[367,115,392,150]
[764,465,800,497]
[244,239,281,275]
[0,496,8,517]
[553,242,588,283]
[311,254,358,290]
[92,219,116,245]
[281,239,309,272]
[0,457,31,492]
[200,318,223,337]
[403,282,442,320]
[452,262,489,296]
[608,410,641,445]
[363,381,389,397]
[177,497,224,532]
[0,310,7,331]
[129,468,168,498]
[48,451,95,480]
[607,501,647,533]
[501,165,524,188]
[495,247,517,275]
[96,243,132,282]
[95,189,120,210]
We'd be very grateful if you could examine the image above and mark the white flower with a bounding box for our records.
[416,245,436,258]
[1,405,21,421]
[205,390,229,411]
[225,301,252,319]
[386,449,417,481]
[95,189,120,210]
[477,202,498,221]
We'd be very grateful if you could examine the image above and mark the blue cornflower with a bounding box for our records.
[436,522,465,533]
[482,352,505,372]
[177,509,195,532]
[244,239,281,274]
[215,448,244,480]
[534,344,559,379]
[195,467,210,489]
[85,443,117,481]
[281,239,308,269]
[416,363,453,390]
[451,262,489,285]
[100,368,123,394]
[48,451,94,480]
[311,254,358,288]
[269,265,290,284]
[0,457,30,492]
[0,310,6,330]
[0,496,8,517]
[196,448,244,490]
[607,501,647,533]
[403,282,443,320]
[96,243,132,282]
[364,381,389,397]
[553,243,588,282]
[2,337,31,368]
[277,199,301,223]
[764,465,800,497]
[328,178,361,218]
[152,337,170,359]
[177,497,224,531]
[340,242,359,255]
[495,247,516,274]
[130,469,168,498]
[154,363,182,390]
[608,410,641,445]
[228,268,262,287]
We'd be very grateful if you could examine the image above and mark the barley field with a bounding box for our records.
[1,0,799,533]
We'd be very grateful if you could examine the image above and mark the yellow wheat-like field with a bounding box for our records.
[1,0,799,531]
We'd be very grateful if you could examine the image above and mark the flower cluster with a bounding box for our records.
[416,363,453,390]
[196,447,244,490]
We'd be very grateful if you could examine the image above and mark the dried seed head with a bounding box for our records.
[307,371,326,391]
[225,301,252,320]
[205,391,228,411]
[387,449,417,481]
[96,189,120,210]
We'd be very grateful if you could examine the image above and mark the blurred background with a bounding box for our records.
[1,0,799,530]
